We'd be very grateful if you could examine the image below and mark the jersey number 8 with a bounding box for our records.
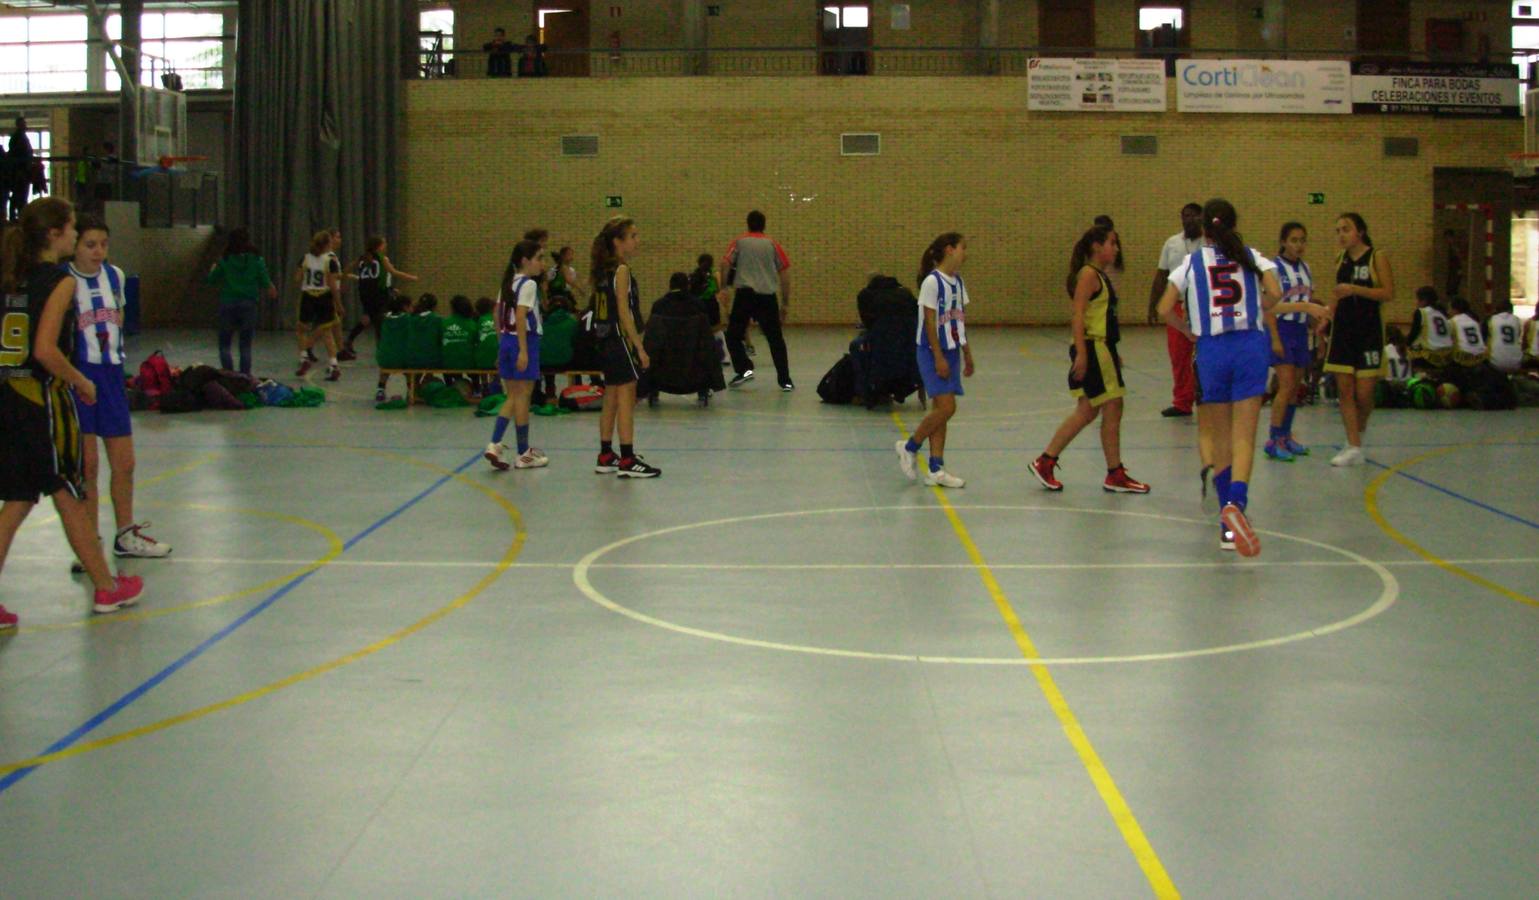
[1433,318,1449,337]
[0,311,29,367]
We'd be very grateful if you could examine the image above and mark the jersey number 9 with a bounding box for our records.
[0,311,29,367]
[1500,324,1517,343]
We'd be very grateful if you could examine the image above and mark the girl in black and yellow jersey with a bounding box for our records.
[589,216,660,478]
[0,197,142,629]
[1325,213,1394,467]
[1031,224,1150,494]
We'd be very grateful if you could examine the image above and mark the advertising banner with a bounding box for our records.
[1351,62,1520,118]
[1027,58,1168,112]
[1176,59,1350,114]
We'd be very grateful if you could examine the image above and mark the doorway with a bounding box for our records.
[537,3,589,77]
[819,4,871,76]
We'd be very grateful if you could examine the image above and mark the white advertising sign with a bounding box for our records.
[1027,58,1168,112]
[1176,59,1350,114]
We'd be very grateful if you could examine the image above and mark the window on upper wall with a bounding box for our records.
[0,14,89,94]
[1137,3,1187,73]
[419,8,455,78]
[106,12,227,91]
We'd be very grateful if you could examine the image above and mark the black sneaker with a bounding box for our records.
[616,456,661,478]
[594,451,619,474]
[779,381,795,392]
[729,370,754,388]
[1219,523,1236,552]
[1161,406,1192,418]
[375,387,386,403]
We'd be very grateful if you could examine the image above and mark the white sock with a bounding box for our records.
[329,357,338,366]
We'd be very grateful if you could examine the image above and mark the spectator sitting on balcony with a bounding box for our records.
[485,28,514,78]
[519,33,548,77]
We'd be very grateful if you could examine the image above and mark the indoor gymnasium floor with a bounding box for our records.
[1,326,1536,899]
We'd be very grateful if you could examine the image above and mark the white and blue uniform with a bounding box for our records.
[68,262,133,437]
[915,269,968,397]
[1271,255,1313,368]
[497,275,542,381]
[1168,246,1278,404]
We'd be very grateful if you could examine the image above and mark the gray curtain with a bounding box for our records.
[232,0,406,328]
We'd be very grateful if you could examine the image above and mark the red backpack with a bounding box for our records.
[136,351,175,397]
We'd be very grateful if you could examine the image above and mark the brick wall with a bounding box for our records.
[402,75,1519,325]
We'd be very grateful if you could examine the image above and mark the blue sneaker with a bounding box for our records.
[1283,437,1310,456]
[1264,439,1294,462]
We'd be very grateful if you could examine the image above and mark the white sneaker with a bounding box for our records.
[485,442,510,471]
[1330,445,1365,467]
[514,447,549,469]
[895,440,917,480]
[113,523,171,558]
[923,469,965,488]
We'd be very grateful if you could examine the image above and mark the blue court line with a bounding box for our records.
[1368,458,1539,532]
[0,453,481,797]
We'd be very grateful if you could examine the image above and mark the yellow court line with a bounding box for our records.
[17,504,344,633]
[891,413,1179,897]
[0,452,526,777]
[1364,436,1539,610]
[18,451,220,532]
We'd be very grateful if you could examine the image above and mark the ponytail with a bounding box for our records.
[917,232,963,286]
[1067,225,1115,296]
[0,196,73,293]
[1202,198,1260,275]
[589,215,634,301]
[500,239,543,305]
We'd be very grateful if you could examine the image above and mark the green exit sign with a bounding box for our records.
[605,195,623,208]
[1307,192,1325,205]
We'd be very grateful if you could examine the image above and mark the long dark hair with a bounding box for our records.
[0,196,72,292]
[355,235,385,268]
[1338,212,1372,248]
[1093,215,1124,273]
[1277,221,1306,257]
[589,215,634,291]
[500,238,543,305]
[917,232,962,286]
[1067,225,1115,297]
[1203,198,1260,275]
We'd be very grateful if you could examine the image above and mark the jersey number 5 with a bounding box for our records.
[1207,263,1241,306]
[0,311,29,367]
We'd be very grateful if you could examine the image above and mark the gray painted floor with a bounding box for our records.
[1,326,1536,899]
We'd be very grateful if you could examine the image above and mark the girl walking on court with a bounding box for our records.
[1157,199,1328,556]
[1264,222,1314,461]
[294,230,342,381]
[896,232,974,488]
[67,215,171,569]
[0,197,142,630]
[591,216,660,478]
[1324,212,1394,467]
[342,235,418,366]
[1030,224,1149,494]
[485,240,549,470]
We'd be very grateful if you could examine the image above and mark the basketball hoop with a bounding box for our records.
[1507,152,1539,178]
[157,154,208,170]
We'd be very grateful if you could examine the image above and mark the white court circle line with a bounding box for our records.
[572,505,1400,666]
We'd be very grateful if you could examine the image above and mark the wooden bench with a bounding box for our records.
[379,369,602,405]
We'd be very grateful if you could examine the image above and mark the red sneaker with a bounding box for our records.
[93,575,144,614]
[594,451,619,474]
[336,348,358,362]
[1103,465,1150,494]
[1030,454,1063,491]
[295,359,313,377]
[325,365,342,382]
[0,604,17,631]
[1221,503,1260,557]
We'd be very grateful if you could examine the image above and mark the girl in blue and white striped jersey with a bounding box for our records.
[1265,222,1314,462]
[68,215,171,563]
[896,233,975,489]
[1157,200,1328,557]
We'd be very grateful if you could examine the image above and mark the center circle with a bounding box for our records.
[572,505,1399,665]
